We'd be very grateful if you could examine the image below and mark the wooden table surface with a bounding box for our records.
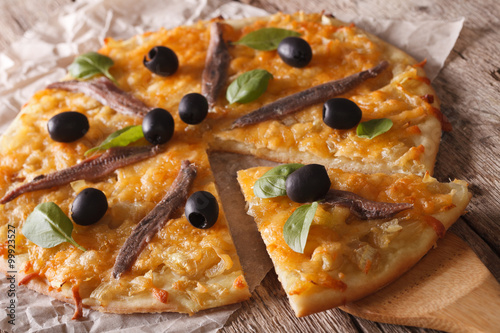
[1,0,499,332]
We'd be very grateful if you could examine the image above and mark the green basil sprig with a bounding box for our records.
[226,69,273,104]
[356,118,393,139]
[85,125,144,156]
[283,202,318,253]
[69,51,118,84]
[232,27,301,51]
[253,163,304,198]
[22,202,86,251]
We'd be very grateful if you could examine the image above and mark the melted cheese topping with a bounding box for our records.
[237,167,469,301]
[96,13,442,176]
[0,89,249,313]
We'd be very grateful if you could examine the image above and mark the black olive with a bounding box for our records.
[47,111,89,143]
[143,46,179,77]
[285,164,331,203]
[178,93,209,125]
[277,37,313,68]
[185,191,219,229]
[71,188,108,226]
[142,108,175,145]
[322,98,362,130]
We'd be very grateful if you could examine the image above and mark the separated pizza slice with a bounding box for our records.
[237,165,471,317]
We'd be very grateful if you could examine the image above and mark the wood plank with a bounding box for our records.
[450,220,500,281]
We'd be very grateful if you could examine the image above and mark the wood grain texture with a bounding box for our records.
[1,1,499,333]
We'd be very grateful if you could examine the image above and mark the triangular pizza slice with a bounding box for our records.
[237,165,471,316]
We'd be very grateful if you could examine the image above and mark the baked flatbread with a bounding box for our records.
[237,166,471,317]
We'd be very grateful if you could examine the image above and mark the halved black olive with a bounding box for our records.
[178,93,209,125]
[47,111,89,143]
[143,46,179,77]
[142,108,175,145]
[277,37,313,68]
[71,188,108,226]
[323,98,362,130]
[285,164,331,203]
[185,191,219,229]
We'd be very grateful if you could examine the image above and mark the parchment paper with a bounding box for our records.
[0,0,463,332]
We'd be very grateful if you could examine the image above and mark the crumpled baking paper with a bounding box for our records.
[337,15,464,81]
[0,0,463,332]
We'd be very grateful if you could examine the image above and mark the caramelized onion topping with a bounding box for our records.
[47,77,150,117]
[231,61,389,128]
[0,145,162,204]
[323,189,413,220]
[112,160,197,279]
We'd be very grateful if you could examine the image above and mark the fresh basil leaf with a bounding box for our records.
[226,69,273,104]
[283,202,318,253]
[232,27,301,51]
[22,202,86,251]
[356,118,393,139]
[254,163,304,198]
[69,51,118,84]
[85,125,144,156]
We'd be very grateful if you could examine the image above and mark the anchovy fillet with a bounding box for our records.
[202,22,231,109]
[0,145,162,204]
[231,61,389,128]
[112,160,197,279]
[47,77,150,117]
[323,189,413,220]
